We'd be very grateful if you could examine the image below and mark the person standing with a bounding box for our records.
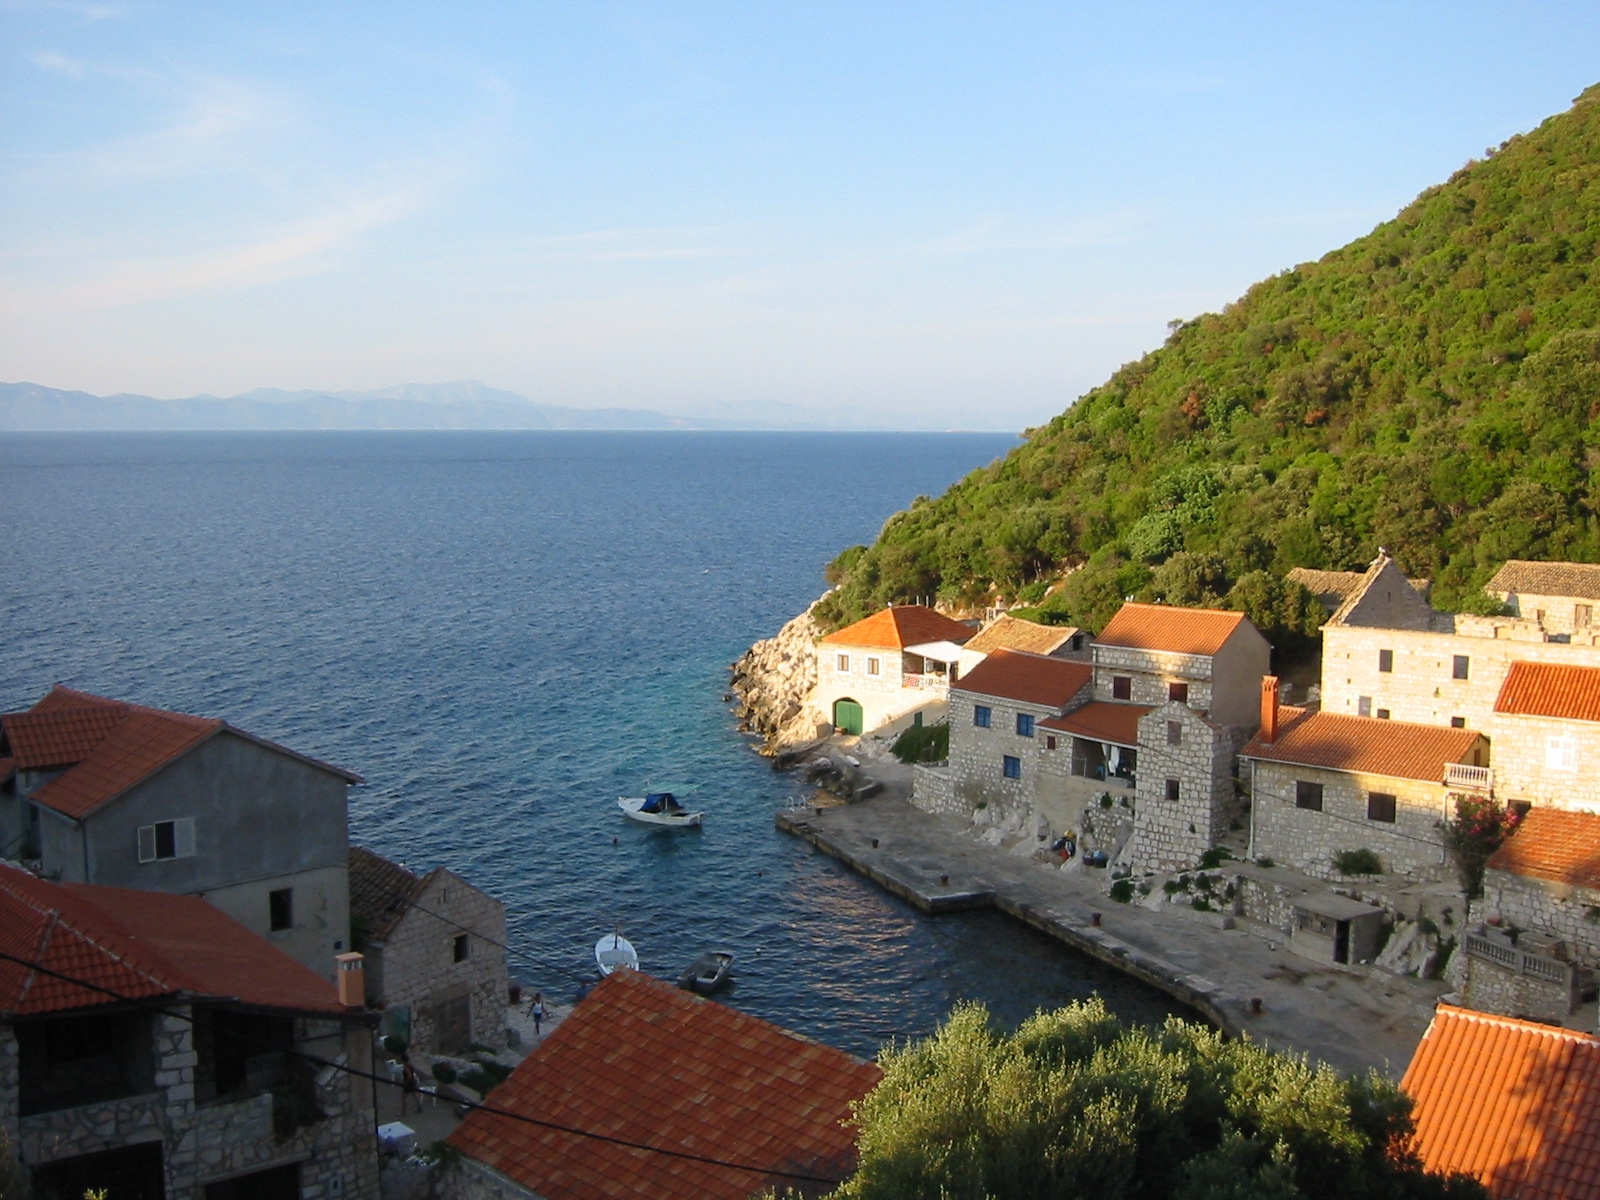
[399,1057,420,1115]
[529,992,545,1037]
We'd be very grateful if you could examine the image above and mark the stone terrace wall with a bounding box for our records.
[1463,954,1575,1024]
[1481,870,1600,964]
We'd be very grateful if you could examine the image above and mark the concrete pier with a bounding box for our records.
[778,796,1446,1078]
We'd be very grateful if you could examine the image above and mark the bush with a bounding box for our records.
[1199,846,1232,869]
[890,721,949,764]
[460,1061,513,1097]
[430,1062,458,1085]
[1334,848,1385,876]
[1109,879,1134,903]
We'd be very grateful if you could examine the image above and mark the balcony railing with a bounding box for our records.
[1465,933,1573,985]
[902,673,949,693]
[1444,764,1492,792]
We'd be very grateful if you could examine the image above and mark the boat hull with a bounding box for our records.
[595,933,639,976]
[618,797,704,827]
[677,950,734,994]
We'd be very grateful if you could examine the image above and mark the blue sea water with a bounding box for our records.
[0,430,1191,1056]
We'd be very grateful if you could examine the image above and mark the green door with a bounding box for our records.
[834,698,864,735]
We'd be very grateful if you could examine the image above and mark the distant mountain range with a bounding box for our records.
[0,380,782,432]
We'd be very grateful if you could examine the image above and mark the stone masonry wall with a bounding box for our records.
[812,642,948,735]
[1122,703,1233,874]
[1495,591,1600,637]
[1090,646,1214,712]
[1484,713,1600,811]
[1463,955,1574,1024]
[1481,870,1600,965]
[910,763,960,817]
[945,689,1053,823]
[446,1156,536,1200]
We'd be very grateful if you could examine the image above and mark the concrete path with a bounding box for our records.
[780,796,1446,1079]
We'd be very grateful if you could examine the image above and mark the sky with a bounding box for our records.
[2,3,1598,431]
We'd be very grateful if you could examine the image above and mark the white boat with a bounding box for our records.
[595,931,639,976]
[618,792,704,828]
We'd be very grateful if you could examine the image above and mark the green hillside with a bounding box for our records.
[818,84,1600,646]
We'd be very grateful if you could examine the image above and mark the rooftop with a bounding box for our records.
[1240,707,1481,783]
[819,605,973,650]
[1488,559,1600,602]
[1040,701,1152,747]
[1486,808,1600,892]
[1494,661,1600,723]
[447,969,880,1200]
[1287,567,1430,614]
[1401,1004,1600,1200]
[1095,602,1250,657]
[953,649,1092,710]
[963,614,1081,657]
[349,846,431,943]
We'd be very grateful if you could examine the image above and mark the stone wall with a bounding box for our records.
[811,642,950,735]
[909,763,960,817]
[1463,953,1575,1024]
[445,1156,537,1200]
[1494,590,1600,637]
[944,689,1052,823]
[1484,713,1600,811]
[1090,646,1215,712]
[1121,704,1234,874]
[1481,869,1600,965]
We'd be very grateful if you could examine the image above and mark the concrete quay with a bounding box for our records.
[777,796,1446,1079]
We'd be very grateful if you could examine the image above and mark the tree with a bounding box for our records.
[831,1000,1487,1200]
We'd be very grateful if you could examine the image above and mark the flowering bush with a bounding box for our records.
[1442,792,1522,898]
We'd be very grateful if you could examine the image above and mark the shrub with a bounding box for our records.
[1334,848,1385,876]
[1256,857,1275,869]
[1109,879,1134,903]
[1098,793,1113,809]
[1442,793,1521,898]
[460,1061,513,1096]
[1192,897,1213,911]
[430,1062,458,1085]
[890,721,950,764]
[1199,846,1232,869]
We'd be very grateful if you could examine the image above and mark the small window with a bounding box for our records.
[1168,681,1189,704]
[1016,713,1034,737]
[136,818,196,864]
[973,705,991,728]
[1164,778,1180,802]
[268,888,293,932]
[1378,649,1393,673]
[1367,792,1397,823]
[1045,735,1057,750]
[1002,755,1021,780]
[1070,633,1085,651]
[1112,676,1132,700]
[453,934,470,963]
[1578,604,1593,628]
[1450,716,1466,729]
[1546,735,1577,771]
[1166,721,1182,746]
[1452,655,1470,681]
[1295,781,1324,811]
[866,657,880,676]
[835,654,850,672]
[1358,696,1372,718]
[1376,709,1390,720]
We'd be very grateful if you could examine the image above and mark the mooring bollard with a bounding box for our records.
[870,837,879,848]
[1090,912,1102,927]
[939,874,949,886]
[1250,997,1263,1015]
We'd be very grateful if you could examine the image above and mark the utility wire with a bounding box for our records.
[0,947,848,1186]
[397,896,594,986]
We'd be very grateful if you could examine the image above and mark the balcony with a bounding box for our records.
[1444,764,1492,793]
[902,673,949,694]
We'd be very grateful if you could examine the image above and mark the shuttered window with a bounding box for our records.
[137,818,195,863]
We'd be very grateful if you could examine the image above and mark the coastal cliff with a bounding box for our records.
[730,600,826,754]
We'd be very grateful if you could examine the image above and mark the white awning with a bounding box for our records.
[904,640,967,663]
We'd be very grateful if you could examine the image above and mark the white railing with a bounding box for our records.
[1444,764,1493,792]
[1465,934,1573,985]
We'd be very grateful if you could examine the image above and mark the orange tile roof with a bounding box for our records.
[1240,707,1481,783]
[2,685,360,819]
[1495,661,1600,723]
[953,649,1092,710]
[820,605,973,649]
[1488,559,1600,602]
[1040,702,1153,746]
[963,614,1080,656]
[349,846,431,942]
[0,862,347,1017]
[1402,1005,1600,1200]
[1486,808,1600,891]
[1095,602,1251,656]
[447,970,880,1200]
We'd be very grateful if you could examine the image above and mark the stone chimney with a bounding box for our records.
[335,952,366,1009]
[1259,676,1279,743]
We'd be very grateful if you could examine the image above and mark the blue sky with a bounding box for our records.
[2,2,1597,430]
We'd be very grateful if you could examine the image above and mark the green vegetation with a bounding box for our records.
[1442,794,1522,898]
[817,86,1600,635]
[832,999,1485,1200]
[1333,849,1385,876]
[1109,878,1134,903]
[890,721,950,764]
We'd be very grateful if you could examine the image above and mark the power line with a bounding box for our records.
[0,948,848,1186]
[396,896,593,987]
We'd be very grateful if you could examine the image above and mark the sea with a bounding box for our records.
[0,430,1192,1057]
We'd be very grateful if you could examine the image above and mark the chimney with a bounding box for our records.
[335,952,366,1009]
[1259,676,1279,743]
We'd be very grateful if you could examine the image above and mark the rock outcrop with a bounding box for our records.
[730,600,826,755]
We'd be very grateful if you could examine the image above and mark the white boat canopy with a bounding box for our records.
[903,640,966,663]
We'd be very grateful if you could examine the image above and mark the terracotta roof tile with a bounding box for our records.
[963,615,1080,657]
[1240,707,1481,783]
[348,847,429,942]
[953,649,1092,710]
[1486,808,1600,891]
[820,605,973,650]
[2,706,130,768]
[447,970,879,1200]
[0,862,346,1017]
[1401,1005,1600,1200]
[1488,560,1600,602]
[1095,603,1251,657]
[1495,661,1600,723]
[1040,702,1153,746]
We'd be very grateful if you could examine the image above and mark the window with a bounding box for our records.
[835,654,850,672]
[1378,649,1394,673]
[866,656,880,676]
[1166,721,1183,746]
[453,933,470,963]
[1295,781,1324,811]
[268,888,293,932]
[1450,716,1466,729]
[1452,655,1470,681]
[1002,755,1021,780]
[1358,696,1372,718]
[1546,735,1577,771]
[1164,778,1180,802]
[1578,604,1593,628]
[1377,709,1390,720]
[1367,792,1397,823]
[1045,735,1057,750]
[973,705,991,728]
[1016,713,1034,737]
[137,817,195,863]
[193,1009,293,1104]
[16,1010,154,1115]
[1112,676,1132,700]
[1168,681,1189,704]
[1070,633,1085,651]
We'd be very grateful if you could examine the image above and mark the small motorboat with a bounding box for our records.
[677,950,735,994]
[618,792,704,828]
[595,931,639,976]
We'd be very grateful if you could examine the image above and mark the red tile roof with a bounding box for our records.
[448,970,880,1200]
[1495,661,1600,723]
[349,847,431,942]
[1402,1005,1600,1200]
[1,685,360,819]
[0,862,347,1017]
[954,649,1092,710]
[1041,702,1153,746]
[1240,707,1481,783]
[1486,808,1600,891]
[820,605,973,649]
[1095,603,1251,656]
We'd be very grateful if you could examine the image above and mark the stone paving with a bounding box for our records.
[779,794,1448,1079]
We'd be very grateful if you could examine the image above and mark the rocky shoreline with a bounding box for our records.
[728,600,826,754]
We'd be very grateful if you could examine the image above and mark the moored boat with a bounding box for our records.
[618,792,704,828]
[595,931,639,975]
[676,949,734,994]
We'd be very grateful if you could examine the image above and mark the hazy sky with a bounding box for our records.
[3,2,1598,430]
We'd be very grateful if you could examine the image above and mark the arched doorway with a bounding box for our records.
[833,697,864,736]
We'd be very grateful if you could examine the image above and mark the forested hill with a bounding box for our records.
[817,84,1600,645]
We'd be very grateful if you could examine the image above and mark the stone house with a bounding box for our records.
[444,969,880,1200]
[0,686,361,980]
[1487,558,1600,635]
[954,613,1090,677]
[1487,661,1600,813]
[0,862,378,1200]
[1119,702,1238,874]
[1286,567,1430,617]
[812,606,975,735]
[1088,602,1270,730]
[347,847,508,1055]
[1240,683,1488,881]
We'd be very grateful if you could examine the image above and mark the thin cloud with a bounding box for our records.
[31,49,87,76]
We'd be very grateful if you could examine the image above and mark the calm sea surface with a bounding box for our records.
[0,430,1191,1055]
